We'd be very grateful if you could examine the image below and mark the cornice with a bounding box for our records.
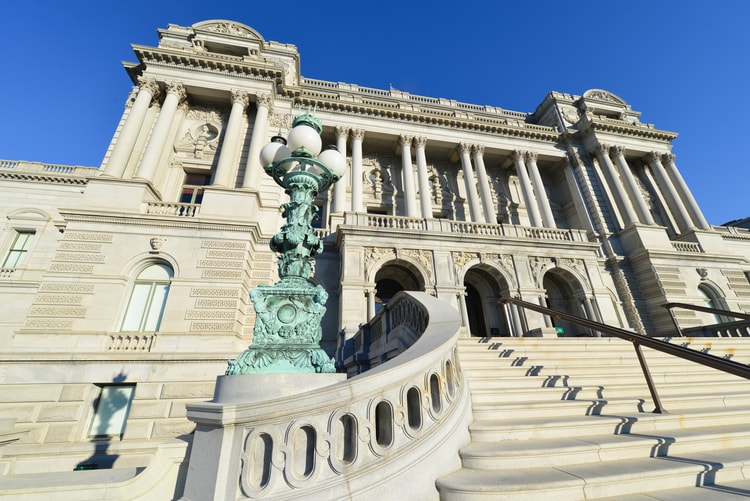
[578,115,678,142]
[58,209,265,238]
[0,171,89,186]
[131,45,284,84]
[292,93,561,142]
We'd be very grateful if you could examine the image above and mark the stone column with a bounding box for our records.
[611,146,654,225]
[525,152,556,228]
[414,137,433,219]
[472,145,495,224]
[594,144,637,227]
[458,143,482,222]
[646,151,693,233]
[512,150,543,227]
[241,93,272,189]
[134,81,186,183]
[457,290,470,331]
[662,153,711,230]
[104,77,160,178]
[399,135,418,217]
[366,288,376,321]
[350,129,365,212]
[331,126,349,213]
[212,90,250,188]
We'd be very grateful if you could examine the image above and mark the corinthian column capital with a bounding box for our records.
[512,149,525,162]
[646,151,661,164]
[413,136,427,149]
[136,77,160,100]
[335,125,350,139]
[662,152,676,163]
[595,143,610,156]
[398,134,413,147]
[165,81,187,102]
[458,142,472,154]
[350,128,365,141]
[230,90,250,108]
[525,151,537,163]
[472,144,485,156]
[612,144,626,156]
[256,93,273,109]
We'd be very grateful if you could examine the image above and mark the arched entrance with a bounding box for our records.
[373,261,424,314]
[542,269,589,336]
[463,266,511,337]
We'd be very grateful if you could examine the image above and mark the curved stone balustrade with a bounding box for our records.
[182,292,471,500]
[671,241,703,253]
[145,202,200,217]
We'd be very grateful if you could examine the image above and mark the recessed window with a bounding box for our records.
[121,263,173,332]
[2,230,34,268]
[88,384,136,438]
[180,173,211,204]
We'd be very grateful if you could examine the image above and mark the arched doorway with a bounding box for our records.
[542,269,588,336]
[463,266,511,337]
[373,261,424,314]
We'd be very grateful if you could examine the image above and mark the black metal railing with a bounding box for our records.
[499,297,750,414]
[662,302,750,336]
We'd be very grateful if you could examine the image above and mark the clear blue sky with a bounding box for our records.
[1,1,747,225]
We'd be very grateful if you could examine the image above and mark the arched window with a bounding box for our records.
[121,263,173,332]
[697,284,729,324]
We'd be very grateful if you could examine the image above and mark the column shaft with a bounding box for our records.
[526,152,556,228]
[331,126,349,213]
[241,94,272,189]
[350,129,365,212]
[663,154,711,230]
[213,91,249,188]
[611,146,654,225]
[512,150,543,227]
[473,145,495,224]
[458,143,482,222]
[414,137,433,219]
[594,144,637,227]
[134,82,186,182]
[399,135,418,217]
[647,152,693,233]
[104,78,159,178]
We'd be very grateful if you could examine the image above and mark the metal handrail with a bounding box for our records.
[499,297,750,414]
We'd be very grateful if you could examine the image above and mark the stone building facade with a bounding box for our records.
[1,19,749,475]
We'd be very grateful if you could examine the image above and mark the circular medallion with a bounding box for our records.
[277,304,297,324]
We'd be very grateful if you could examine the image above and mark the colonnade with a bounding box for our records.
[105,79,710,235]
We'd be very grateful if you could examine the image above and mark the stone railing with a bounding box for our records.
[682,320,750,338]
[0,268,15,279]
[144,202,200,217]
[0,159,97,177]
[671,241,703,253]
[108,333,156,352]
[183,292,471,500]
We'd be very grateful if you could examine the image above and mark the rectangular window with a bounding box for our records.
[88,384,136,438]
[2,230,34,268]
[180,173,211,204]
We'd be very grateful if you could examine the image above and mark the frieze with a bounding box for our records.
[33,295,83,305]
[29,306,86,317]
[24,319,73,330]
[202,269,244,279]
[186,107,225,122]
[269,112,293,130]
[202,240,247,249]
[206,250,247,259]
[53,253,105,263]
[365,247,397,272]
[49,263,95,274]
[452,251,479,271]
[252,253,273,261]
[529,256,554,287]
[190,321,235,332]
[39,283,95,294]
[399,249,434,284]
[62,232,113,242]
[186,310,235,320]
[251,270,271,278]
[200,21,259,39]
[251,262,273,270]
[191,287,240,297]
[195,298,239,309]
[58,242,102,252]
[198,259,244,269]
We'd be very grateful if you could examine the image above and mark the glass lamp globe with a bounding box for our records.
[317,146,346,179]
[259,136,287,166]
[287,124,322,157]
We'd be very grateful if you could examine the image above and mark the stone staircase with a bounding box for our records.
[437,337,750,500]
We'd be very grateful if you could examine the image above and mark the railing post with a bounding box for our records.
[633,343,667,414]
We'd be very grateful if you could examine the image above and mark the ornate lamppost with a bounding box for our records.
[226,110,345,375]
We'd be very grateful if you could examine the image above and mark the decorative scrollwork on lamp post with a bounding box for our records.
[226,109,346,375]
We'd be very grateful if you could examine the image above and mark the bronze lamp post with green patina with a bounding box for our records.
[226,110,346,375]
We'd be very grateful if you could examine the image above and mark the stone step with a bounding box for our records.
[464,370,745,388]
[460,422,750,470]
[602,477,750,500]
[437,446,750,501]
